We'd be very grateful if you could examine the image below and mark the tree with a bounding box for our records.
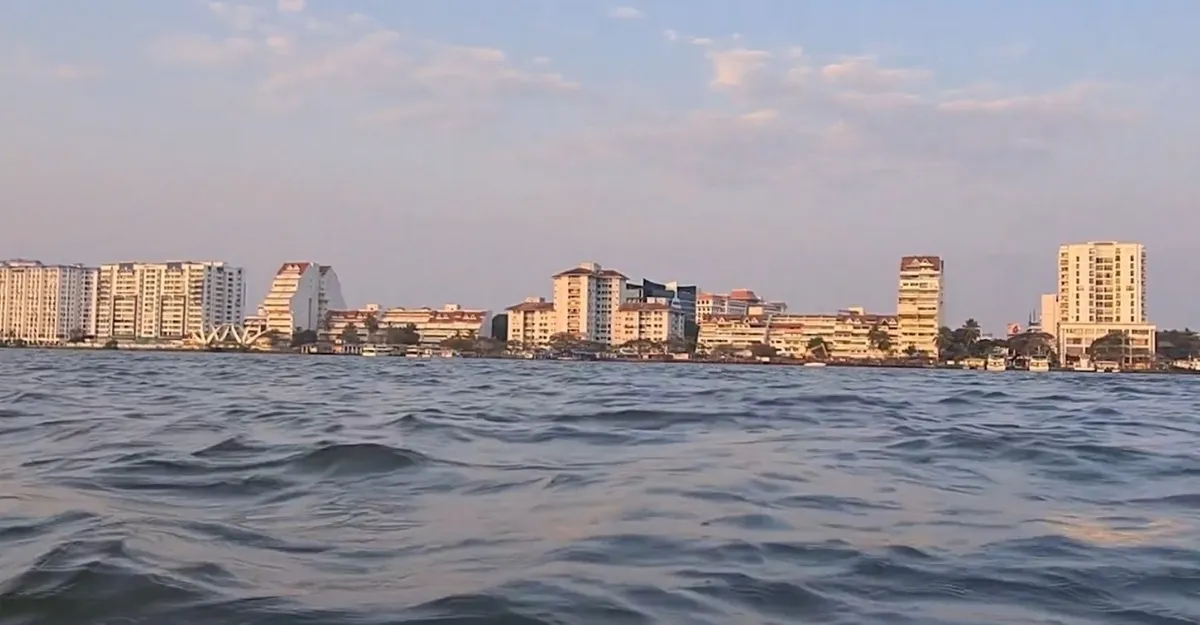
[66,328,88,343]
[1089,330,1129,362]
[710,344,738,360]
[473,336,507,355]
[806,336,832,359]
[904,344,920,358]
[1008,331,1055,359]
[748,342,777,358]
[1156,329,1200,361]
[867,323,892,356]
[364,315,380,343]
[341,322,362,345]
[548,333,580,352]
[290,329,319,347]
[385,324,421,346]
[961,319,982,344]
[441,336,476,352]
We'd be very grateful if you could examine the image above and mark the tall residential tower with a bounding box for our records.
[0,260,97,343]
[896,255,943,356]
[93,261,245,341]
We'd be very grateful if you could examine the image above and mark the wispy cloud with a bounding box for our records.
[1,48,103,82]
[149,5,582,127]
[609,6,645,20]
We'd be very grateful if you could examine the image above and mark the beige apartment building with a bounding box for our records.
[896,255,943,356]
[697,307,899,359]
[551,261,628,344]
[506,297,556,347]
[94,261,244,341]
[1054,241,1154,360]
[0,259,97,343]
[612,300,686,345]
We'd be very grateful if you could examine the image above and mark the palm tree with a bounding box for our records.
[867,323,892,356]
[961,319,982,345]
[341,322,361,345]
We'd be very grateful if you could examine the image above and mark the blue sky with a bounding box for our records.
[3,0,1199,332]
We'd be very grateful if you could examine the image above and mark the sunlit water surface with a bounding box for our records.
[1,351,1198,624]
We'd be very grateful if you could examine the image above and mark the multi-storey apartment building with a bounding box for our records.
[249,262,345,340]
[551,262,628,344]
[1055,241,1154,361]
[0,259,97,343]
[896,255,943,356]
[506,297,556,347]
[93,261,244,341]
[696,289,787,320]
[612,300,686,345]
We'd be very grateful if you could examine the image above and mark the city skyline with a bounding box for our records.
[3,1,1199,331]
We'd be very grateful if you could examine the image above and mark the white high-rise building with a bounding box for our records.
[93,261,245,341]
[250,262,346,339]
[1054,241,1154,360]
[896,255,944,356]
[551,261,628,344]
[1057,241,1146,325]
[0,260,98,343]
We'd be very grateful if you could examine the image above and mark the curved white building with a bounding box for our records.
[250,262,345,339]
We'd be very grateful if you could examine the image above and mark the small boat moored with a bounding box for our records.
[1028,356,1050,372]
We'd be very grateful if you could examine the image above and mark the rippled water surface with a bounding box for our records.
[2,351,1199,624]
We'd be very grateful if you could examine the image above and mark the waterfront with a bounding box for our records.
[1,351,1198,624]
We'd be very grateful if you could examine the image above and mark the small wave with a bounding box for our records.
[287,442,429,476]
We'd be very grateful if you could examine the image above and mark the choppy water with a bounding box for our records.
[1,351,1199,625]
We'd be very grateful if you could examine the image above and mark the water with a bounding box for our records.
[1,351,1198,625]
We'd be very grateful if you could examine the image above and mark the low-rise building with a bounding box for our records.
[1057,322,1156,366]
[379,304,491,346]
[506,297,556,348]
[697,306,899,359]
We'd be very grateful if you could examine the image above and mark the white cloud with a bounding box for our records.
[277,0,306,13]
[207,2,261,31]
[609,6,645,20]
[663,29,679,42]
[707,48,771,89]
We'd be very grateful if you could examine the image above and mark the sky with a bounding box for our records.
[2,0,1199,332]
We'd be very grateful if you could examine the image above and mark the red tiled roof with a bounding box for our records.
[900,255,943,270]
[598,269,629,279]
[277,262,312,276]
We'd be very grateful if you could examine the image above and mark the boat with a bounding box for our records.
[985,355,1007,371]
[360,344,393,357]
[1028,356,1050,372]
[803,362,828,368]
[1072,356,1096,372]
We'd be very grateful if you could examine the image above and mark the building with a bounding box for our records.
[626,279,698,324]
[94,261,245,341]
[249,262,345,340]
[1037,293,1060,338]
[896,255,943,356]
[506,297,556,347]
[612,301,686,345]
[697,289,787,320]
[551,262,628,344]
[1054,241,1154,362]
[697,306,899,359]
[378,304,491,346]
[321,305,381,346]
[0,259,97,343]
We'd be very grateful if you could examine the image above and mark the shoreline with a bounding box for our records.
[3,344,1198,375]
